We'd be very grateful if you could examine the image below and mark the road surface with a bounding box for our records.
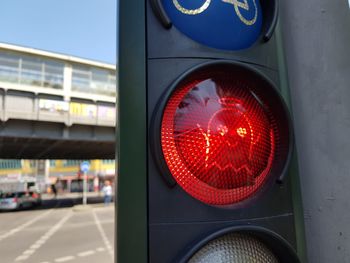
[0,200,114,263]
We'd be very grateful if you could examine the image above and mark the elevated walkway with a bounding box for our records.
[0,43,116,159]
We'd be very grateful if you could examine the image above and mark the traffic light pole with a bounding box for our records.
[83,171,87,205]
[117,0,147,262]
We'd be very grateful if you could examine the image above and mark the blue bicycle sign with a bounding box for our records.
[162,0,263,50]
[173,0,258,26]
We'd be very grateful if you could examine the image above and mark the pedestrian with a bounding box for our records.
[102,180,112,206]
[51,184,57,199]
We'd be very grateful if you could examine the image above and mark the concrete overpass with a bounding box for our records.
[0,43,116,159]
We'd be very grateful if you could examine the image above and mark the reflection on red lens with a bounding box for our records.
[161,69,277,205]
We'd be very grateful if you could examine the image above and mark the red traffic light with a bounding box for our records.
[160,62,291,205]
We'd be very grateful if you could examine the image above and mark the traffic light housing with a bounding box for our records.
[118,0,307,262]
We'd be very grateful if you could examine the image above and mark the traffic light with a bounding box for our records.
[118,0,307,262]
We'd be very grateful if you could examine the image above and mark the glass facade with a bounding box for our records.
[43,61,64,89]
[72,65,116,96]
[0,50,116,96]
[0,160,22,170]
[0,51,64,89]
[0,52,20,83]
[63,160,83,167]
[102,159,115,164]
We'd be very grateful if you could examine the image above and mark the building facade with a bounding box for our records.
[0,42,116,126]
[0,159,116,193]
[0,43,117,193]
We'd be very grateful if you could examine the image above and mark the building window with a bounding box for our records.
[0,51,64,89]
[0,52,20,83]
[63,160,80,167]
[50,160,56,167]
[102,159,115,164]
[30,160,36,168]
[43,61,64,89]
[0,160,22,170]
[63,160,90,167]
[72,65,116,96]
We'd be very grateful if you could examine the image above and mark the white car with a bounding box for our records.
[0,192,42,211]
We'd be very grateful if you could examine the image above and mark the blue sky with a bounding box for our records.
[0,0,116,64]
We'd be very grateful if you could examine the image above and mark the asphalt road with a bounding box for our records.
[0,199,114,263]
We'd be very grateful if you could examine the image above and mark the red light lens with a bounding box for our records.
[161,65,286,205]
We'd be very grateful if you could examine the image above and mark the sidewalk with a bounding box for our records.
[42,192,102,200]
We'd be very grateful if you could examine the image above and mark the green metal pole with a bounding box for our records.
[116,0,148,262]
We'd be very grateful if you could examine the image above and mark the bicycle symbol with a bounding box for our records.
[172,0,258,26]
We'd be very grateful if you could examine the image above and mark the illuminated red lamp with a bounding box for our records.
[160,63,290,205]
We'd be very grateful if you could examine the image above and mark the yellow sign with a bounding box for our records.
[70,102,97,118]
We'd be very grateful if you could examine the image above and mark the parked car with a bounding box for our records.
[0,191,42,211]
